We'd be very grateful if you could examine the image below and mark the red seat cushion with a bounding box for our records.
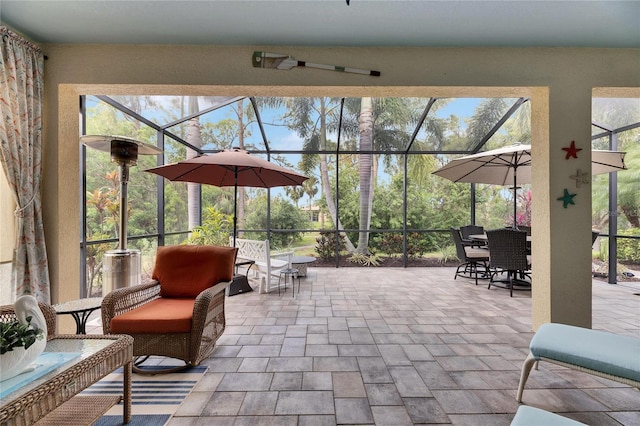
[153,245,237,298]
[110,298,195,334]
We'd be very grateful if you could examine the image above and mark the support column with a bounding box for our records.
[531,86,593,330]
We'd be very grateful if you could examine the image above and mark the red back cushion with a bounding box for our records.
[153,245,237,298]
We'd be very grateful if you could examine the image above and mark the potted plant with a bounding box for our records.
[0,295,47,382]
[0,315,44,355]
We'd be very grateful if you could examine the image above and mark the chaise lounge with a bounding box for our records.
[511,405,586,426]
[516,322,640,403]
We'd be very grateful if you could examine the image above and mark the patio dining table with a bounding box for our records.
[469,233,532,243]
[470,233,532,257]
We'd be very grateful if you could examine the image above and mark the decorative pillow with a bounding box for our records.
[154,245,237,298]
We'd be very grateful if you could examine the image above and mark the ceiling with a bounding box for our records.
[1,0,639,48]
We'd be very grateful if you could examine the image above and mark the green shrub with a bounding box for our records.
[244,196,309,249]
[407,232,430,259]
[315,231,346,261]
[437,244,458,264]
[617,228,640,263]
[185,207,233,246]
[376,233,403,257]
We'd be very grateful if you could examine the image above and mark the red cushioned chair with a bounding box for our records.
[102,245,237,374]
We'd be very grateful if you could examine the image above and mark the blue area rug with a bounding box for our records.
[83,365,207,426]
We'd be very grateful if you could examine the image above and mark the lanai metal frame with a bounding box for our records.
[79,94,638,295]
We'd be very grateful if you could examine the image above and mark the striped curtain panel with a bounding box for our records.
[0,27,50,303]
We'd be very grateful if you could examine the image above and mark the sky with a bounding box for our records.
[84,95,507,202]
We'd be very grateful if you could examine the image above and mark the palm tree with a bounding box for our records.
[284,97,357,252]
[235,99,246,236]
[285,186,305,207]
[302,176,319,220]
[357,97,374,254]
[340,97,423,254]
[593,141,640,228]
[592,98,640,229]
[465,98,509,150]
[186,96,202,231]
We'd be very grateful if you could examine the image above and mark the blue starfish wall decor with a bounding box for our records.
[557,188,577,208]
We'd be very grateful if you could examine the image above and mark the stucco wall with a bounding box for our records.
[39,45,639,331]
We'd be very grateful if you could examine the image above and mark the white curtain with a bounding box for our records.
[0,27,50,303]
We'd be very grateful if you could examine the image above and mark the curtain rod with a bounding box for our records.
[1,26,45,58]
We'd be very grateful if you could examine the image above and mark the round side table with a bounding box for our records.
[290,255,316,277]
[54,297,103,334]
[278,268,300,297]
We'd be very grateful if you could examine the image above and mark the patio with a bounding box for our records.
[89,266,640,425]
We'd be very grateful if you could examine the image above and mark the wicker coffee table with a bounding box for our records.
[0,334,133,426]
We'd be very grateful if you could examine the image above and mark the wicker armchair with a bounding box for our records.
[0,301,57,337]
[485,228,531,296]
[450,227,490,285]
[101,245,237,374]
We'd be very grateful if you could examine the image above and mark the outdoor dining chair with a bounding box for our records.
[517,225,532,236]
[450,227,490,285]
[486,228,532,297]
[460,224,486,247]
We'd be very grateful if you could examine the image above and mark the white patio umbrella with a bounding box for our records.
[432,143,626,227]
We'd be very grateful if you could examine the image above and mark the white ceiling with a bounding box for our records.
[1,0,639,48]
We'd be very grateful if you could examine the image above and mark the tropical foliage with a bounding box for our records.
[185,207,233,246]
[81,95,639,293]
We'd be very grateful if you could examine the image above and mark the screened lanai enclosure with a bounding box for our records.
[80,95,640,296]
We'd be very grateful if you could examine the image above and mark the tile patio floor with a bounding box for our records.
[89,266,640,425]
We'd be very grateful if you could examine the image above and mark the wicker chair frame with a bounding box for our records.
[0,302,57,338]
[486,228,531,297]
[516,352,640,402]
[101,279,230,374]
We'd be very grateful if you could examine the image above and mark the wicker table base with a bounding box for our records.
[0,335,133,426]
[34,395,122,426]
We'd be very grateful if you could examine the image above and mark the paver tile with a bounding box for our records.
[275,391,335,415]
[163,268,640,426]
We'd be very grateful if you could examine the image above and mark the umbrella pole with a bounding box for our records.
[233,171,238,247]
[513,168,518,230]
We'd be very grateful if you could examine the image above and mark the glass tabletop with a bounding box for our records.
[291,256,316,263]
[53,297,103,314]
[0,337,117,404]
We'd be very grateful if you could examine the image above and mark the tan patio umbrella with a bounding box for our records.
[432,143,626,228]
[145,148,309,246]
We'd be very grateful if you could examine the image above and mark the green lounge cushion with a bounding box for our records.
[530,323,640,383]
[511,406,586,426]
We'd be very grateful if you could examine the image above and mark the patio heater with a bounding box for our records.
[81,135,162,295]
